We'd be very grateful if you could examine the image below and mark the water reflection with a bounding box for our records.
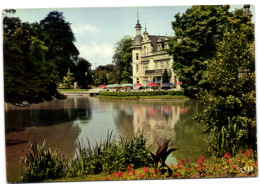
[100,99,207,163]
[5,96,207,182]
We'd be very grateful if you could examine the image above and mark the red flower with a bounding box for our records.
[180,158,185,165]
[224,152,231,159]
[117,172,124,178]
[200,156,205,160]
[226,160,230,164]
[177,163,181,169]
[174,172,179,177]
[105,177,109,181]
[213,151,217,155]
[112,172,117,177]
[239,150,243,155]
[248,149,253,156]
[144,167,149,173]
[170,163,174,168]
[131,170,136,175]
[127,165,131,170]
[197,158,203,165]
[186,158,190,164]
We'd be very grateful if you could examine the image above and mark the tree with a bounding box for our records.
[40,11,79,80]
[112,35,133,84]
[162,69,169,83]
[3,10,65,106]
[92,64,116,86]
[61,68,74,88]
[195,24,255,155]
[168,6,253,97]
[73,57,92,88]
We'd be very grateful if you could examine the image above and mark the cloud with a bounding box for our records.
[72,24,100,34]
[78,42,114,62]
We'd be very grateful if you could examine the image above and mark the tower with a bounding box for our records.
[132,9,143,84]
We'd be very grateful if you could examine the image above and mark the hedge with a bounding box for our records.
[99,91,184,96]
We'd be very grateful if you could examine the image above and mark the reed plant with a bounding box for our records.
[68,130,151,176]
[20,141,69,182]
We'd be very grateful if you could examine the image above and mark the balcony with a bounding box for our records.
[145,69,171,76]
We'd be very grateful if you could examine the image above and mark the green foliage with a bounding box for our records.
[60,68,75,89]
[162,69,170,83]
[20,141,68,182]
[68,130,150,176]
[195,25,255,154]
[112,35,133,84]
[168,6,253,97]
[73,57,92,88]
[40,11,79,79]
[99,91,183,97]
[3,12,65,106]
[92,64,116,86]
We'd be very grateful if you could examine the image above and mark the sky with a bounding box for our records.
[11,4,254,69]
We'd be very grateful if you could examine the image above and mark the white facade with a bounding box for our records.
[131,20,178,85]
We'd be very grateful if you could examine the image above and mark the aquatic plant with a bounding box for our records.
[20,141,68,182]
[68,130,150,176]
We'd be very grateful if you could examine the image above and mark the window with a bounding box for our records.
[136,64,139,73]
[137,78,139,84]
[136,53,139,60]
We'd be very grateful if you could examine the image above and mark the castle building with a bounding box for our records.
[131,19,178,85]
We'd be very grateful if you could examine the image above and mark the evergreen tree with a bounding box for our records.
[162,69,169,83]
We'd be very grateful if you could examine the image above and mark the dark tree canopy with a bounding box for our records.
[73,57,92,88]
[40,11,79,80]
[3,10,65,106]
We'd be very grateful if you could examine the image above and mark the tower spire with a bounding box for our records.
[145,17,147,32]
[137,8,139,23]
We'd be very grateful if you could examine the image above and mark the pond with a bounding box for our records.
[5,96,207,182]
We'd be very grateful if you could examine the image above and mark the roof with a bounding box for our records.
[132,35,143,46]
[148,35,172,51]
